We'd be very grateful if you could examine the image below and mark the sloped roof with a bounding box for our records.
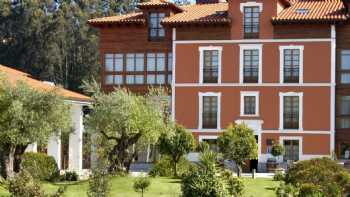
[88,12,145,25]
[138,0,183,11]
[162,3,230,25]
[273,0,349,24]
[0,65,91,103]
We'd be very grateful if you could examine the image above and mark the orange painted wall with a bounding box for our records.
[175,42,331,84]
[175,87,330,131]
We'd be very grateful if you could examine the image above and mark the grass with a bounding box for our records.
[0,176,278,197]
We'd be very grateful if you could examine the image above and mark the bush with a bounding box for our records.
[60,171,79,181]
[149,156,193,177]
[21,152,59,181]
[284,158,350,196]
[276,182,298,197]
[9,170,45,197]
[133,176,151,197]
[87,165,110,197]
[298,183,323,197]
[273,171,285,181]
[222,170,244,196]
[271,144,284,157]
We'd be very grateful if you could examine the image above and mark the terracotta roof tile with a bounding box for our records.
[0,65,91,102]
[88,12,145,25]
[273,0,349,23]
[162,3,230,25]
[138,0,183,12]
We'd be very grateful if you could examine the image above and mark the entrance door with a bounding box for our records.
[283,140,299,162]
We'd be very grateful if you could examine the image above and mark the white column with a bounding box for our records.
[48,134,61,169]
[25,143,37,153]
[68,103,83,172]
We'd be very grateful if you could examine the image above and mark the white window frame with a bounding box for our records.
[199,46,223,84]
[279,45,304,84]
[279,92,303,131]
[240,91,260,117]
[239,44,263,84]
[198,135,218,142]
[198,92,221,130]
[279,136,303,162]
[240,2,263,13]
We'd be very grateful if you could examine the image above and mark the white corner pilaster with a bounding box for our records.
[25,143,38,153]
[48,134,62,169]
[68,104,83,172]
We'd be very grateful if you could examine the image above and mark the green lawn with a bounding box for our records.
[0,176,278,197]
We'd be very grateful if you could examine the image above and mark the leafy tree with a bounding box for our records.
[0,77,71,178]
[133,176,151,197]
[218,123,258,177]
[84,81,168,173]
[158,124,195,177]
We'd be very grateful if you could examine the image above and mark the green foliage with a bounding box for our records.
[149,156,193,178]
[158,124,195,177]
[284,158,350,196]
[218,123,258,176]
[298,183,323,197]
[60,171,79,182]
[21,152,59,181]
[181,150,244,197]
[273,171,285,181]
[87,162,110,197]
[276,182,298,197]
[271,143,284,157]
[197,141,210,153]
[133,176,151,197]
[8,170,66,197]
[85,85,169,172]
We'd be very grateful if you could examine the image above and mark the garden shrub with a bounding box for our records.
[60,171,79,181]
[273,171,285,181]
[284,158,350,196]
[133,176,151,197]
[149,156,193,177]
[298,183,323,197]
[222,170,244,196]
[275,182,298,197]
[21,152,59,181]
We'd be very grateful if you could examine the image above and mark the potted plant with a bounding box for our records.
[267,143,284,173]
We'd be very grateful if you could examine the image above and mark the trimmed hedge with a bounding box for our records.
[21,152,59,181]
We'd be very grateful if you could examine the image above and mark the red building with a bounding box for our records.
[89,0,350,171]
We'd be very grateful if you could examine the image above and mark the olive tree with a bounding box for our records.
[158,124,195,177]
[218,123,258,177]
[84,81,169,173]
[0,78,71,178]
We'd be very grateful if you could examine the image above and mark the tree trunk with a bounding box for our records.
[236,165,242,177]
[14,145,28,173]
[173,161,177,177]
[4,146,15,178]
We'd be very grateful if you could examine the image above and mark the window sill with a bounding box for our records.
[240,114,260,117]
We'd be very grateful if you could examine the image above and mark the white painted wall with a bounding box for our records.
[47,134,62,169]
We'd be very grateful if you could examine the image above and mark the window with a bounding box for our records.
[266,139,274,154]
[280,46,304,83]
[336,96,350,129]
[340,50,350,84]
[199,93,221,130]
[243,6,260,38]
[280,93,303,130]
[147,53,166,84]
[240,91,259,116]
[240,45,262,84]
[126,53,144,72]
[149,12,165,40]
[199,47,222,84]
[104,54,124,85]
[283,140,300,162]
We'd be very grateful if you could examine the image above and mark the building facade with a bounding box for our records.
[89,0,350,171]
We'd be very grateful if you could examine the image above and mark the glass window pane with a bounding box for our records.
[126,75,134,84]
[126,54,135,71]
[339,96,350,115]
[147,74,155,84]
[147,53,156,71]
[115,54,123,71]
[168,53,172,71]
[157,53,165,71]
[341,50,350,70]
[156,74,165,84]
[341,73,350,84]
[105,54,114,71]
[114,75,123,85]
[337,118,350,129]
[105,75,113,85]
[135,53,144,71]
[135,75,144,84]
[168,74,172,84]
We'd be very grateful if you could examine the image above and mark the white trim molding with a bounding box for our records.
[330,25,336,153]
[171,28,176,121]
[240,91,260,117]
[198,92,222,130]
[279,92,303,131]
[240,2,263,12]
[239,44,263,84]
[175,83,331,87]
[279,45,304,84]
[279,136,303,161]
[199,46,223,84]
